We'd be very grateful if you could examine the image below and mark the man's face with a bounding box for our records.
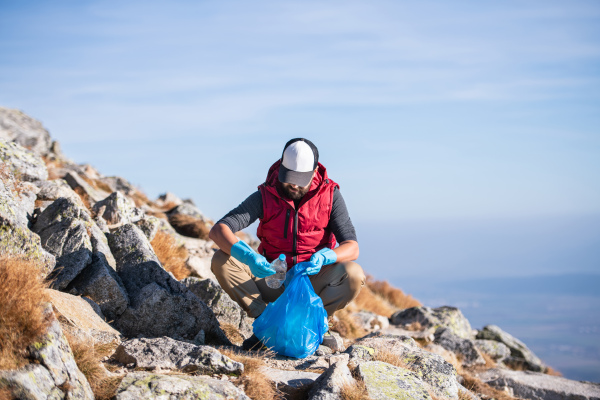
[280,181,311,200]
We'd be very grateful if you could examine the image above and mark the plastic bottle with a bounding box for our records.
[265,254,287,289]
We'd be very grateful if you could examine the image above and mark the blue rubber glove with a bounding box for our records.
[230,241,275,278]
[306,248,337,275]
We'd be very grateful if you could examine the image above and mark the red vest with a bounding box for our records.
[257,160,338,269]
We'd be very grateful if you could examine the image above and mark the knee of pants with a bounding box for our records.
[344,261,366,293]
[211,249,230,276]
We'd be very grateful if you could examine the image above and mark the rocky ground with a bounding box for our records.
[1,106,599,400]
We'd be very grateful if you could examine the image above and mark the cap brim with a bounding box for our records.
[279,164,313,187]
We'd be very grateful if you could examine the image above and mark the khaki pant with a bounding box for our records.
[211,250,365,318]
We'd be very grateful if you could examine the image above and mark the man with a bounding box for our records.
[209,138,365,350]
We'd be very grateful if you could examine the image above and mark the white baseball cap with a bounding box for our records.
[278,138,319,187]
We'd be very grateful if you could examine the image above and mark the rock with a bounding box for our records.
[434,327,485,367]
[155,192,183,208]
[382,325,436,342]
[322,331,345,352]
[135,215,161,241]
[92,191,144,226]
[308,360,355,400]
[474,339,511,363]
[351,311,390,331]
[65,253,129,321]
[116,371,250,400]
[167,202,207,221]
[187,254,218,281]
[34,178,88,211]
[0,363,64,400]
[28,304,94,399]
[0,139,48,182]
[264,353,348,372]
[97,176,139,197]
[32,197,94,290]
[46,289,121,345]
[113,337,243,375]
[0,106,54,157]
[478,368,600,400]
[390,306,474,339]
[476,325,546,372]
[108,224,229,344]
[183,277,254,339]
[265,367,321,399]
[351,334,459,399]
[64,171,109,204]
[357,361,433,400]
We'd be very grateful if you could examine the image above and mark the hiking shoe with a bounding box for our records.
[242,334,265,351]
[321,331,344,352]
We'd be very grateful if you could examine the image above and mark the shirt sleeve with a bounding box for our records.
[217,190,263,233]
[329,187,358,243]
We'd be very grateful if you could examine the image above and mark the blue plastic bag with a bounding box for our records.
[252,262,328,358]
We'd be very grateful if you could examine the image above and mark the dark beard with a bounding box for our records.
[277,181,310,200]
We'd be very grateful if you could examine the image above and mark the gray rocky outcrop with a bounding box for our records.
[0,139,48,182]
[113,337,243,375]
[64,171,109,204]
[434,327,485,367]
[108,223,229,344]
[34,178,88,211]
[265,367,321,399]
[183,277,254,339]
[167,202,206,220]
[0,304,94,400]
[478,368,600,400]
[135,215,161,241]
[357,361,433,400]
[352,311,390,332]
[97,176,140,198]
[308,360,355,400]
[116,372,250,400]
[475,339,511,363]
[0,106,55,157]
[92,191,144,226]
[390,306,474,339]
[476,324,546,372]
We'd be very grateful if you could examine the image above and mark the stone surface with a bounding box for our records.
[390,306,474,339]
[108,223,229,344]
[308,360,355,400]
[321,331,345,352]
[113,337,243,375]
[183,277,254,339]
[32,197,94,290]
[92,191,144,226]
[0,106,54,157]
[64,171,109,204]
[358,361,433,400]
[46,289,121,345]
[155,191,183,208]
[0,138,48,182]
[34,178,88,211]
[116,372,250,400]
[135,215,161,241]
[434,327,485,367]
[476,325,546,372]
[167,202,207,221]
[264,353,349,372]
[187,255,218,281]
[97,176,139,197]
[478,368,600,400]
[474,339,511,363]
[0,363,64,400]
[352,311,390,331]
[265,367,321,399]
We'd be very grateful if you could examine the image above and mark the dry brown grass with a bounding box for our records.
[366,276,422,310]
[0,387,14,400]
[340,379,371,400]
[220,349,281,400]
[168,214,210,240]
[65,332,122,400]
[331,309,368,340]
[220,323,245,346]
[145,210,169,220]
[150,230,191,280]
[73,186,93,212]
[352,286,397,318]
[130,190,151,208]
[545,366,562,376]
[372,348,411,369]
[0,256,50,370]
[461,372,519,400]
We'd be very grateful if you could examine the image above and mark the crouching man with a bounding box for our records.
[209,138,365,350]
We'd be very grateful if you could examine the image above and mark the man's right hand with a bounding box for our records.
[230,240,276,278]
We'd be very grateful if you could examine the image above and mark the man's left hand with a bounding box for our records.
[306,248,337,275]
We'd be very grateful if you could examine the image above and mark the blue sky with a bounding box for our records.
[1,0,599,224]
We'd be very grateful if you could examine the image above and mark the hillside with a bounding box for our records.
[1,106,599,400]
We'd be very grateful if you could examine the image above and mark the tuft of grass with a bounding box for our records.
[331,309,368,340]
[372,348,411,369]
[130,190,151,208]
[365,276,422,310]
[219,349,280,400]
[0,257,50,370]
[168,214,210,240]
[73,186,93,212]
[220,323,245,346]
[150,230,191,280]
[340,379,371,400]
[0,387,14,400]
[545,366,562,376]
[352,286,397,318]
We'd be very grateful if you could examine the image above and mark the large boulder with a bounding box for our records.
[0,304,94,400]
[113,337,243,375]
[0,139,48,182]
[167,202,207,221]
[390,306,474,339]
[92,191,144,226]
[0,107,54,157]
[108,223,229,344]
[308,360,355,400]
[434,327,485,367]
[474,339,511,363]
[478,368,600,400]
[476,325,546,372]
[183,277,254,339]
[116,372,250,400]
[357,361,433,400]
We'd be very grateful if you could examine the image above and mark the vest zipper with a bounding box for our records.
[284,209,290,238]
[292,209,298,265]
